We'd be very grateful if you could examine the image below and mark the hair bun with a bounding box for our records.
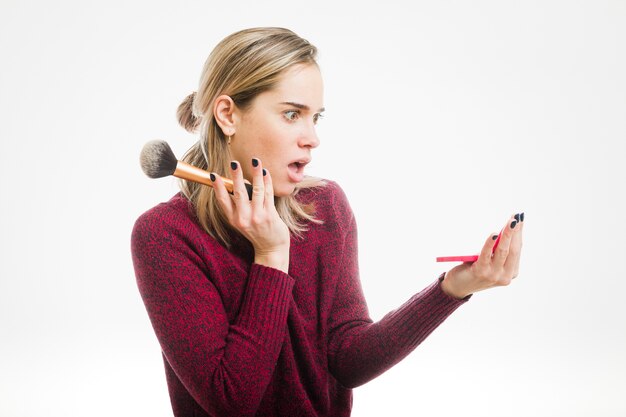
[176,92,201,133]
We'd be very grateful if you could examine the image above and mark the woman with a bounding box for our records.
[131,27,524,417]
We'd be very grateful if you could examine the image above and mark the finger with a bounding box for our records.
[250,158,265,210]
[492,215,518,267]
[229,161,252,226]
[262,167,276,210]
[229,161,251,205]
[210,172,234,218]
[504,212,524,276]
[477,231,500,266]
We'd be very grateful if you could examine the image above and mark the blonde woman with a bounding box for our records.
[131,27,524,417]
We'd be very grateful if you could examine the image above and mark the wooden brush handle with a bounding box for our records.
[174,161,253,200]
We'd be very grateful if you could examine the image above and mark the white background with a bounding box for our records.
[1,1,625,416]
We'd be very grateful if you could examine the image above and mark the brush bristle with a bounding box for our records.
[140,140,178,178]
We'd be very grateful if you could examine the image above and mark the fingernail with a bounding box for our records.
[492,234,498,240]
[230,161,237,170]
[210,173,216,182]
[252,158,259,167]
[520,212,525,222]
[263,168,267,176]
[510,220,518,229]
[514,213,520,222]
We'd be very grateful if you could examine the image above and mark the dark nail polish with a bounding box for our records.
[210,173,216,182]
[514,213,520,222]
[510,220,517,229]
[252,158,259,167]
[230,161,237,170]
[492,234,498,240]
[520,212,525,222]
[263,168,267,176]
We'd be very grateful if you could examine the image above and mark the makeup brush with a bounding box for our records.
[140,140,253,199]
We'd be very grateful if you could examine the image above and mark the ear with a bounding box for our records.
[213,95,237,136]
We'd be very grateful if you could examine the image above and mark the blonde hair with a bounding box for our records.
[176,27,324,248]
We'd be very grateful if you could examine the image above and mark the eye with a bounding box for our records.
[313,113,324,125]
[284,110,299,122]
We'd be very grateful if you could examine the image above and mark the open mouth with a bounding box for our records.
[288,162,304,173]
[287,159,310,182]
[289,159,309,171]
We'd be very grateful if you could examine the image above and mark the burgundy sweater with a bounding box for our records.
[131,181,469,417]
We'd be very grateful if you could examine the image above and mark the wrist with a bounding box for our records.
[254,248,289,274]
[440,270,468,300]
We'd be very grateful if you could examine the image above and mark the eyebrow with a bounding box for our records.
[280,101,325,113]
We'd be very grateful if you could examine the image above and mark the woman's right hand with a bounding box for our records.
[211,158,291,273]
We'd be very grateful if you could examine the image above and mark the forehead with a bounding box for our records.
[263,64,324,108]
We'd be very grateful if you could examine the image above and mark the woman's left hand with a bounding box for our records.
[441,213,524,299]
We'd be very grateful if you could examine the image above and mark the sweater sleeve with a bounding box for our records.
[131,207,294,416]
[326,188,470,389]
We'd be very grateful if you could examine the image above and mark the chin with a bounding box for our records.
[273,182,297,197]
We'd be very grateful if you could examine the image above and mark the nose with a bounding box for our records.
[299,124,320,149]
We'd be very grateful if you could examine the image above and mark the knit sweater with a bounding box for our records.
[131,181,469,417]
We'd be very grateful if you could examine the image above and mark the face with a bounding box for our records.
[229,64,324,197]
